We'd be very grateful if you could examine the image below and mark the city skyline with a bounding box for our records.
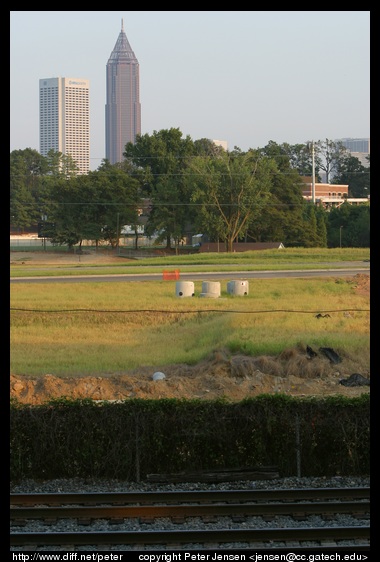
[10,11,370,171]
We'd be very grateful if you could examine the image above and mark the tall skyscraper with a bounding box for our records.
[105,20,141,165]
[39,77,90,175]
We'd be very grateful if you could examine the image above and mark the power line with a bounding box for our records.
[9,201,370,208]
[11,307,369,314]
[9,170,371,177]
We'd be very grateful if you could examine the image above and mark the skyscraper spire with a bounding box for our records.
[107,22,138,63]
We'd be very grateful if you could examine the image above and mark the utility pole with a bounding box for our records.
[311,141,315,204]
[307,141,316,204]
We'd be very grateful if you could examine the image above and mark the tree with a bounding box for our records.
[44,149,79,178]
[251,142,318,247]
[41,176,80,249]
[10,149,49,230]
[93,162,141,248]
[327,203,370,248]
[10,138,370,252]
[185,149,273,252]
[300,204,320,247]
[331,154,370,198]
[124,128,197,250]
[314,139,348,183]
[315,206,328,248]
[43,163,141,250]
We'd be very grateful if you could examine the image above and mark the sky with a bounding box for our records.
[10,11,370,171]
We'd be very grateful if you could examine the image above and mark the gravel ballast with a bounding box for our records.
[10,476,370,551]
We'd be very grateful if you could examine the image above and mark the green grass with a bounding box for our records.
[10,271,370,378]
[10,247,370,277]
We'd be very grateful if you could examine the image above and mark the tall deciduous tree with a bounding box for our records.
[185,149,273,252]
[314,139,347,183]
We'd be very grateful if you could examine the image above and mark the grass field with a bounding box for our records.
[10,248,370,378]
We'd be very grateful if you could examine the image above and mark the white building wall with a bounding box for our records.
[212,140,228,150]
[39,77,90,175]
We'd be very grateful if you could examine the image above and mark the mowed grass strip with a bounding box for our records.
[10,247,370,277]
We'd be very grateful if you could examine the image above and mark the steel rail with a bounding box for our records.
[10,500,370,521]
[10,525,371,547]
[10,486,370,506]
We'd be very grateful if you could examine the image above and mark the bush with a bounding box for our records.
[10,395,370,481]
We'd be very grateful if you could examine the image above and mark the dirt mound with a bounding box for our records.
[11,346,370,405]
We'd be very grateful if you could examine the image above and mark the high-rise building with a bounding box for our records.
[337,138,370,153]
[39,77,90,175]
[105,20,141,165]
[336,138,370,169]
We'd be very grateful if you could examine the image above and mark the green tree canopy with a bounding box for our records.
[327,203,370,248]
[331,154,370,198]
[44,163,141,249]
[185,149,274,252]
[10,148,48,229]
[124,128,197,249]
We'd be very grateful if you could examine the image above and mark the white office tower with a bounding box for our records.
[39,77,90,175]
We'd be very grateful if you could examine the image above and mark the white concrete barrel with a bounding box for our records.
[175,281,195,297]
[227,279,249,296]
[201,281,221,297]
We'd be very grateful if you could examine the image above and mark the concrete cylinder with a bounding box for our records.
[227,280,249,296]
[201,281,221,297]
[175,281,195,297]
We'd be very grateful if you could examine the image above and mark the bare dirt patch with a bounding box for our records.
[10,253,370,404]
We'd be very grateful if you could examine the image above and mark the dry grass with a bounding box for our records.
[10,274,369,378]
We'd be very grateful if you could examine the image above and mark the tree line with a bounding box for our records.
[10,129,370,250]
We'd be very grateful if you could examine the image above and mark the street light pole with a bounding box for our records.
[340,226,343,248]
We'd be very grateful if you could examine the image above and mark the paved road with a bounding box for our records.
[10,265,370,284]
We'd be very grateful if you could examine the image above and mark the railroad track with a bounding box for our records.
[10,487,370,550]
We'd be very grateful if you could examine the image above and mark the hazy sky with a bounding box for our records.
[10,11,370,170]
